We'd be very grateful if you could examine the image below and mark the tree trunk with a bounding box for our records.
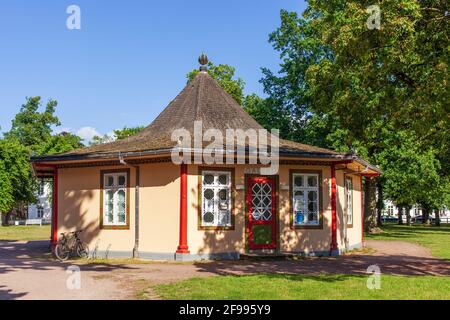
[435,210,441,227]
[397,206,404,225]
[376,180,383,226]
[406,206,412,226]
[422,206,430,225]
[364,177,377,232]
[1,209,14,226]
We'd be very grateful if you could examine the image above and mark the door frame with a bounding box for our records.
[244,174,279,252]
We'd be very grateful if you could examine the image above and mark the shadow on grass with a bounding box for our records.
[259,273,365,283]
[152,273,374,300]
[366,224,450,240]
[174,273,366,286]
[191,252,450,277]
[154,271,450,300]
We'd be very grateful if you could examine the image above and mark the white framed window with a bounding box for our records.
[37,206,44,218]
[292,173,320,226]
[387,205,394,216]
[102,172,128,227]
[38,179,45,196]
[201,170,232,228]
[345,177,353,226]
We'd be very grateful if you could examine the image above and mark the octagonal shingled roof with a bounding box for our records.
[39,71,340,157]
[30,67,381,174]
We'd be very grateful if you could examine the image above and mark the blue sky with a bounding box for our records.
[0,0,306,142]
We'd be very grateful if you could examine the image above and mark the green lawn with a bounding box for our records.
[365,223,450,260]
[0,225,51,241]
[153,274,450,300]
[149,224,450,300]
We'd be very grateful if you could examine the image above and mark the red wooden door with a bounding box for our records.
[247,177,277,250]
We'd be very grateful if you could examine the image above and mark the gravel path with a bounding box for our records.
[1,239,448,300]
[0,241,132,300]
[365,240,433,258]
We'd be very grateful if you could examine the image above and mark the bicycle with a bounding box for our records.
[54,230,89,261]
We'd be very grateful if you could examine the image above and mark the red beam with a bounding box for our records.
[330,165,338,254]
[361,173,380,177]
[332,160,353,165]
[32,163,58,246]
[52,168,59,246]
[33,163,56,169]
[176,163,190,254]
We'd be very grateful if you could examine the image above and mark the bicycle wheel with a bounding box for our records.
[55,243,70,261]
[76,242,89,259]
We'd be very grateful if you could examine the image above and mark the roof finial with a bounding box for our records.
[198,53,208,72]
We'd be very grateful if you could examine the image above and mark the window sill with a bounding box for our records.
[198,225,235,231]
[291,224,323,230]
[100,224,130,230]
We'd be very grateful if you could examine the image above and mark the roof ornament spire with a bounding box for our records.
[198,53,208,72]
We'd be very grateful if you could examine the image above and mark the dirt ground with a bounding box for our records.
[1,239,448,300]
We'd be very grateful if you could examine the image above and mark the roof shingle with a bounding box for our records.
[60,71,340,158]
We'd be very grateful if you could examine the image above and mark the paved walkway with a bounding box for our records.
[0,241,133,300]
[0,240,449,300]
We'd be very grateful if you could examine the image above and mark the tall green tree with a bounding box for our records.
[0,138,36,224]
[4,97,60,153]
[260,2,449,230]
[186,61,287,136]
[3,96,82,155]
[90,126,145,146]
[38,132,84,155]
[243,94,293,136]
[114,126,144,140]
[0,159,14,214]
[90,134,114,146]
[302,1,448,143]
[375,129,448,225]
[0,97,82,223]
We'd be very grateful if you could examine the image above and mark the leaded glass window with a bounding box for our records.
[201,170,232,227]
[103,173,127,226]
[251,182,273,221]
[345,177,353,226]
[293,173,320,226]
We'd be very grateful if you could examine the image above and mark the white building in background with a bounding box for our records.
[383,200,421,218]
[28,178,52,221]
[383,199,450,222]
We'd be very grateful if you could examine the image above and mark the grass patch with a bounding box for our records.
[153,274,450,300]
[344,246,376,255]
[0,225,51,241]
[136,289,148,300]
[365,223,450,260]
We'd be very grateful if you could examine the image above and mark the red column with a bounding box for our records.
[176,163,190,254]
[51,168,59,247]
[360,175,365,247]
[330,165,338,254]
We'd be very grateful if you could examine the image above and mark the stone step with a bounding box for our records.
[240,252,303,261]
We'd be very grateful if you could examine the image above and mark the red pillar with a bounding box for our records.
[330,165,338,254]
[176,163,190,254]
[51,168,59,247]
[360,175,365,247]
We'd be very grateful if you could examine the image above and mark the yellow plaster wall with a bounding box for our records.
[57,162,361,257]
[58,166,135,253]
